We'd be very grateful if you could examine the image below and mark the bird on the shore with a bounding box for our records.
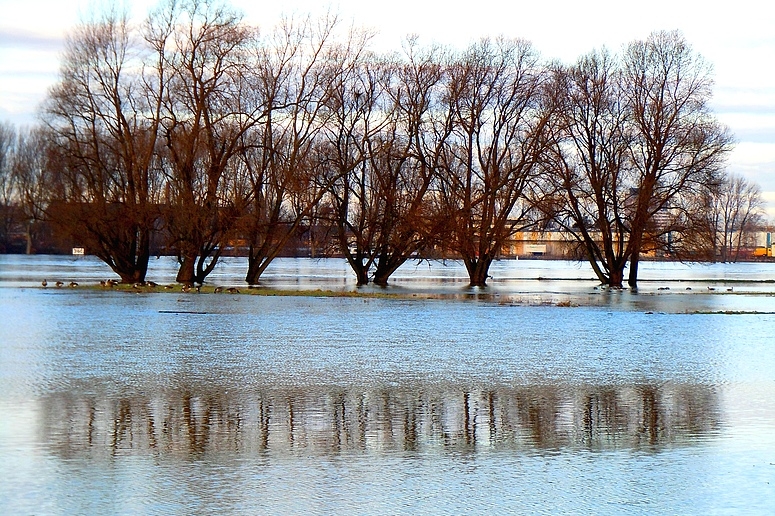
[708,286,716,291]
[41,279,47,287]
[69,281,78,288]
[226,287,240,294]
[214,286,224,293]
[55,281,64,288]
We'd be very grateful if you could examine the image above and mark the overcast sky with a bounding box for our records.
[1,0,773,213]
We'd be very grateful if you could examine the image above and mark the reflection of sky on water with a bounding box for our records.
[1,258,775,513]
[3,293,774,391]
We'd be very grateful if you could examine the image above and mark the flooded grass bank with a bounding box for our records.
[17,278,775,315]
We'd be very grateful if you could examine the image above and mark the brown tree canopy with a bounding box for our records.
[437,38,552,286]
[324,40,451,286]
[44,8,162,283]
[540,31,733,288]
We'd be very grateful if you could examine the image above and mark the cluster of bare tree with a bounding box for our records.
[538,36,743,287]
[0,123,56,254]
[0,0,767,287]
[680,172,766,262]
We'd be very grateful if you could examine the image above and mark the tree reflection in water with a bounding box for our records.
[40,383,721,459]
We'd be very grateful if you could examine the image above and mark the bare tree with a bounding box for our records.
[322,53,391,285]
[11,128,53,254]
[149,0,260,284]
[0,122,17,252]
[718,174,764,261]
[241,15,360,285]
[367,43,452,286]
[623,30,732,286]
[541,32,732,288]
[324,41,450,286]
[45,7,162,282]
[540,49,636,287]
[438,38,551,287]
[679,172,765,261]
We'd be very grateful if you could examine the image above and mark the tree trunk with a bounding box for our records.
[194,253,218,285]
[245,257,262,285]
[627,252,639,288]
[134,231,150,283]
[373,253,407,287]
[466,255,493,287]
[353,261,370,286]
[117,268,146,284]
[25,223,33,255]
[609,267,624,289]
[373,274,389,287]
[109,231,151,284]
[176,254,196,284]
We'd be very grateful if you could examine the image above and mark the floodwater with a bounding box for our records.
[1,256,775,514]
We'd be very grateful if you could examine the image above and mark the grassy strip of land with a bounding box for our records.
[80,282,423,299]
[70,282,581,305]
[43,283,775,312]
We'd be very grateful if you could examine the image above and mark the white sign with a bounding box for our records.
[524,244,546,254]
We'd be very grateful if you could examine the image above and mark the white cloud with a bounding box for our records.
[731,143,775,165]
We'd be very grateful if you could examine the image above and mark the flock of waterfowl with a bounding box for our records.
[589,284,734,293]
[40,279,78,288]
[39,277,735,295]
[40,279,240,294]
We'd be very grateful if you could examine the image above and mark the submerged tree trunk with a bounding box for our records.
[465,255,494,287]
[609,267,624,289]
[125,230,151,284]
[244,216,310,285]
[89,225,152,284]
[344,253,370,286]
[245,254,263,286]
[627,252,640,288]
[372,252,410,287]
[117,267,147,284]
[245,245,279,285]
[176,237,221,285]
[586,252,608,285]
[354,264,370,286]
[116,248,150,283]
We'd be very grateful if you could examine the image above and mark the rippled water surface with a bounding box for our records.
[1,256,775,514]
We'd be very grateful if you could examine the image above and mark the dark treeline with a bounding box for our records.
[0,0,767,287]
